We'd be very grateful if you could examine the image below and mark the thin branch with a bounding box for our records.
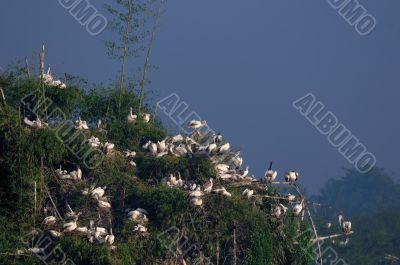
[43,184,63,220]
[312,231,354,244]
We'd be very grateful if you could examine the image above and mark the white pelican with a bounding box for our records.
[105,229,115,245]
[70,167,82,181]
[49,230,62,238]
[88,136,101,148]
[203,178,213,193]
[285,193,296,202]
[216,164,230,173]
[127,209,149,223]
[63,215,79,233]
[97,198,111,209]
[338,214,352,234]
[274,204,288,218]
[241,166,249,178]
[134,224,148,233]
[242,189,254,199]
[103,142,115,153]
[190,187,203,197]
[232,155,243,169]
[190,183,197,191]
[218,143,230,154]
[128,107,137,123]
[91,186,106,199]
[191,197,203,206]
[264,162,277,182]
[142,113,151,123]
[171,134,184,143]
[213,133,223,143]
[75,226,89,235]
[43,216,57,226]
[293,203,303,216]
[95,227,108,236]
[213,187,231,197]
[187,120,207,129]
[149,143,158,156]
[285,171,299,183]
[29,247,45,254]
[124,150,136,158]
[157,140,166,153]
[75,117,89,130]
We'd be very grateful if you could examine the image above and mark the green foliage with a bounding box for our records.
[315,168,400,265]
[0,72,313,265]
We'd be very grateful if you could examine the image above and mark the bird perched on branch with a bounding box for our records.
[285,171,299,183]
[187,120,207,130]
[265,162,277,182]
[338,214,352,234]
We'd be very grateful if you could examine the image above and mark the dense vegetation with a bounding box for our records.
[314,169,400,265]
[0,70,313,265]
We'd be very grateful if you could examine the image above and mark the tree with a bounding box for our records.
[105,0,158,112]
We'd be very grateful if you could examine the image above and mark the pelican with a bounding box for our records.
[105,229,115,245]
[128,107,137,123]
[203,178,213,193]
[48,230,62,238]
[157,140,166,153]
[190,187,203,197]
[29,247,45,254]
[88,136,101,148]
[190,183,197,191]
[171,134,184,143]
[97,198,111,209]
[149,143,158,156]
[274,204,288,218]
[103,142,115,153]
[174,144,188,156]
[326,223,332,229]
[75,117,89,130]
[191,197,203,206]
[213,187,231,197]
[70,167,82,181]
[218,143,230,154]
[241,166,249,178]
[242,189,254,199]
[96,227,108,236]
[285,171,299,183]
[91,186,106,199]
[285,193,296,202]
[187,120,207,130]
[142,113,151,123]
[127,209,149,223]
[75,226,88,235]
[213,133,223,143]
[338,214,352,234]
[142,140,152,150]
[63,214,80,233]
[216,164,230,173]
[232,154,243,169]
[293,203,303,216]
[134,224,148,233]
[264,162,277,182]
[43,216,57,226]
[124,150,136,158]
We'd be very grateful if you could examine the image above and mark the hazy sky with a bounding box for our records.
[1,0,399,193]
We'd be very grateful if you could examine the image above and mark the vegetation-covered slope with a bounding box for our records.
[0,71,313,265]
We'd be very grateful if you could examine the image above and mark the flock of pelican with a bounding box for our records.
[23,107,352,250]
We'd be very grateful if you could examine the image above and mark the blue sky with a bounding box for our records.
[1,0,399,193]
